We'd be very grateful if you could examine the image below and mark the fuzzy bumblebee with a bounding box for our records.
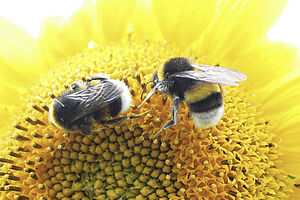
[49,74,133,133]
[139,57,247,137]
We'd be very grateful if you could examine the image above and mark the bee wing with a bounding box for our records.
[66,81,122,122]
[172,63,247,86]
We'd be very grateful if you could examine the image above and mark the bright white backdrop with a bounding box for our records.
[0,0,300,51]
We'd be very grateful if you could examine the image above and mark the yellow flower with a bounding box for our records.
[0,0,300,199]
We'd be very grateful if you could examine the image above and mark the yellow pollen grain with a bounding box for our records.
[0,37,293,200]
[176,163,182,169]
[173,140,180,145]
[202,160,209,165]
[197,188,203,193]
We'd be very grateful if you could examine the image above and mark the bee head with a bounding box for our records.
[54,99,67,123]
[49,94,80,131]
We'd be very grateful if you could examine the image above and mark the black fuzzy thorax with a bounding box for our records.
[164,57,193,74]
[162,57,198,99]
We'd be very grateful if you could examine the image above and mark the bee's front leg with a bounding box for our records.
[153,96,180,138]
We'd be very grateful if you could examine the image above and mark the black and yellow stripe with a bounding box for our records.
[185,83,223,113]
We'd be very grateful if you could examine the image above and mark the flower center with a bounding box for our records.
[46,126,182,200]
[0,37,293,199]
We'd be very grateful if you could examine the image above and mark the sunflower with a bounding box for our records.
[0,0,300,199]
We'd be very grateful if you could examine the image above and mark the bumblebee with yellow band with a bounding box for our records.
[139,57,247,138]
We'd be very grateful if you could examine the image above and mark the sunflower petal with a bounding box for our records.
[255,60,300,178]
[152,0,218,47]
[38,2,93,67]
[0,82,21,105]
[262,80,300,178]
[133,0,162,40]
[191,0,289,61]
[259,76,300,117]
[0,17,44,81]
[277,125,300,177]
[218,41,298,90]
[96,0,136,41]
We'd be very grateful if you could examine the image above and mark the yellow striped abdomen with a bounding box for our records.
[184,82,224,128]
[184,82,221,104]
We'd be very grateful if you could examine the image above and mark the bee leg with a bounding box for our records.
[153,96,180,138]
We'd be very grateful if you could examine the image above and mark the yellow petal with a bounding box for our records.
[259,76,300,117]
[0,82,22,105]
[0,59,32,87]
[132,0,162,40]
[96,0,136,41]
[152,0,218,47]
[219,41,298,91]
[0,17,44,81]
[282,55,300,82]
[270,104,300,178]
[38,2,93,67]
[192,0,289,61]
[247,55,300,179]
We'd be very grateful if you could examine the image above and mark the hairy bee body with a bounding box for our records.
[157,57,224,128]
[139,57,247,136]
[184,82,224,128]
[49,74,132,133]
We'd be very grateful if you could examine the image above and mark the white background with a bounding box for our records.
[0,0,300,51]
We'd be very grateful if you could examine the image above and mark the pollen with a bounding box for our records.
[0,37,293,200]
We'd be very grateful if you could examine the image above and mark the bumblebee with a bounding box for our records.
[139,57,247,137]
[49,73,137,133]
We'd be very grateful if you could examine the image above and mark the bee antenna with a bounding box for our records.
[140,80,154,100]
[54,99,66,108]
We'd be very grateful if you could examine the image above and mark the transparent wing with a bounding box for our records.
[66,80,122,122]
[172,63,247,86]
